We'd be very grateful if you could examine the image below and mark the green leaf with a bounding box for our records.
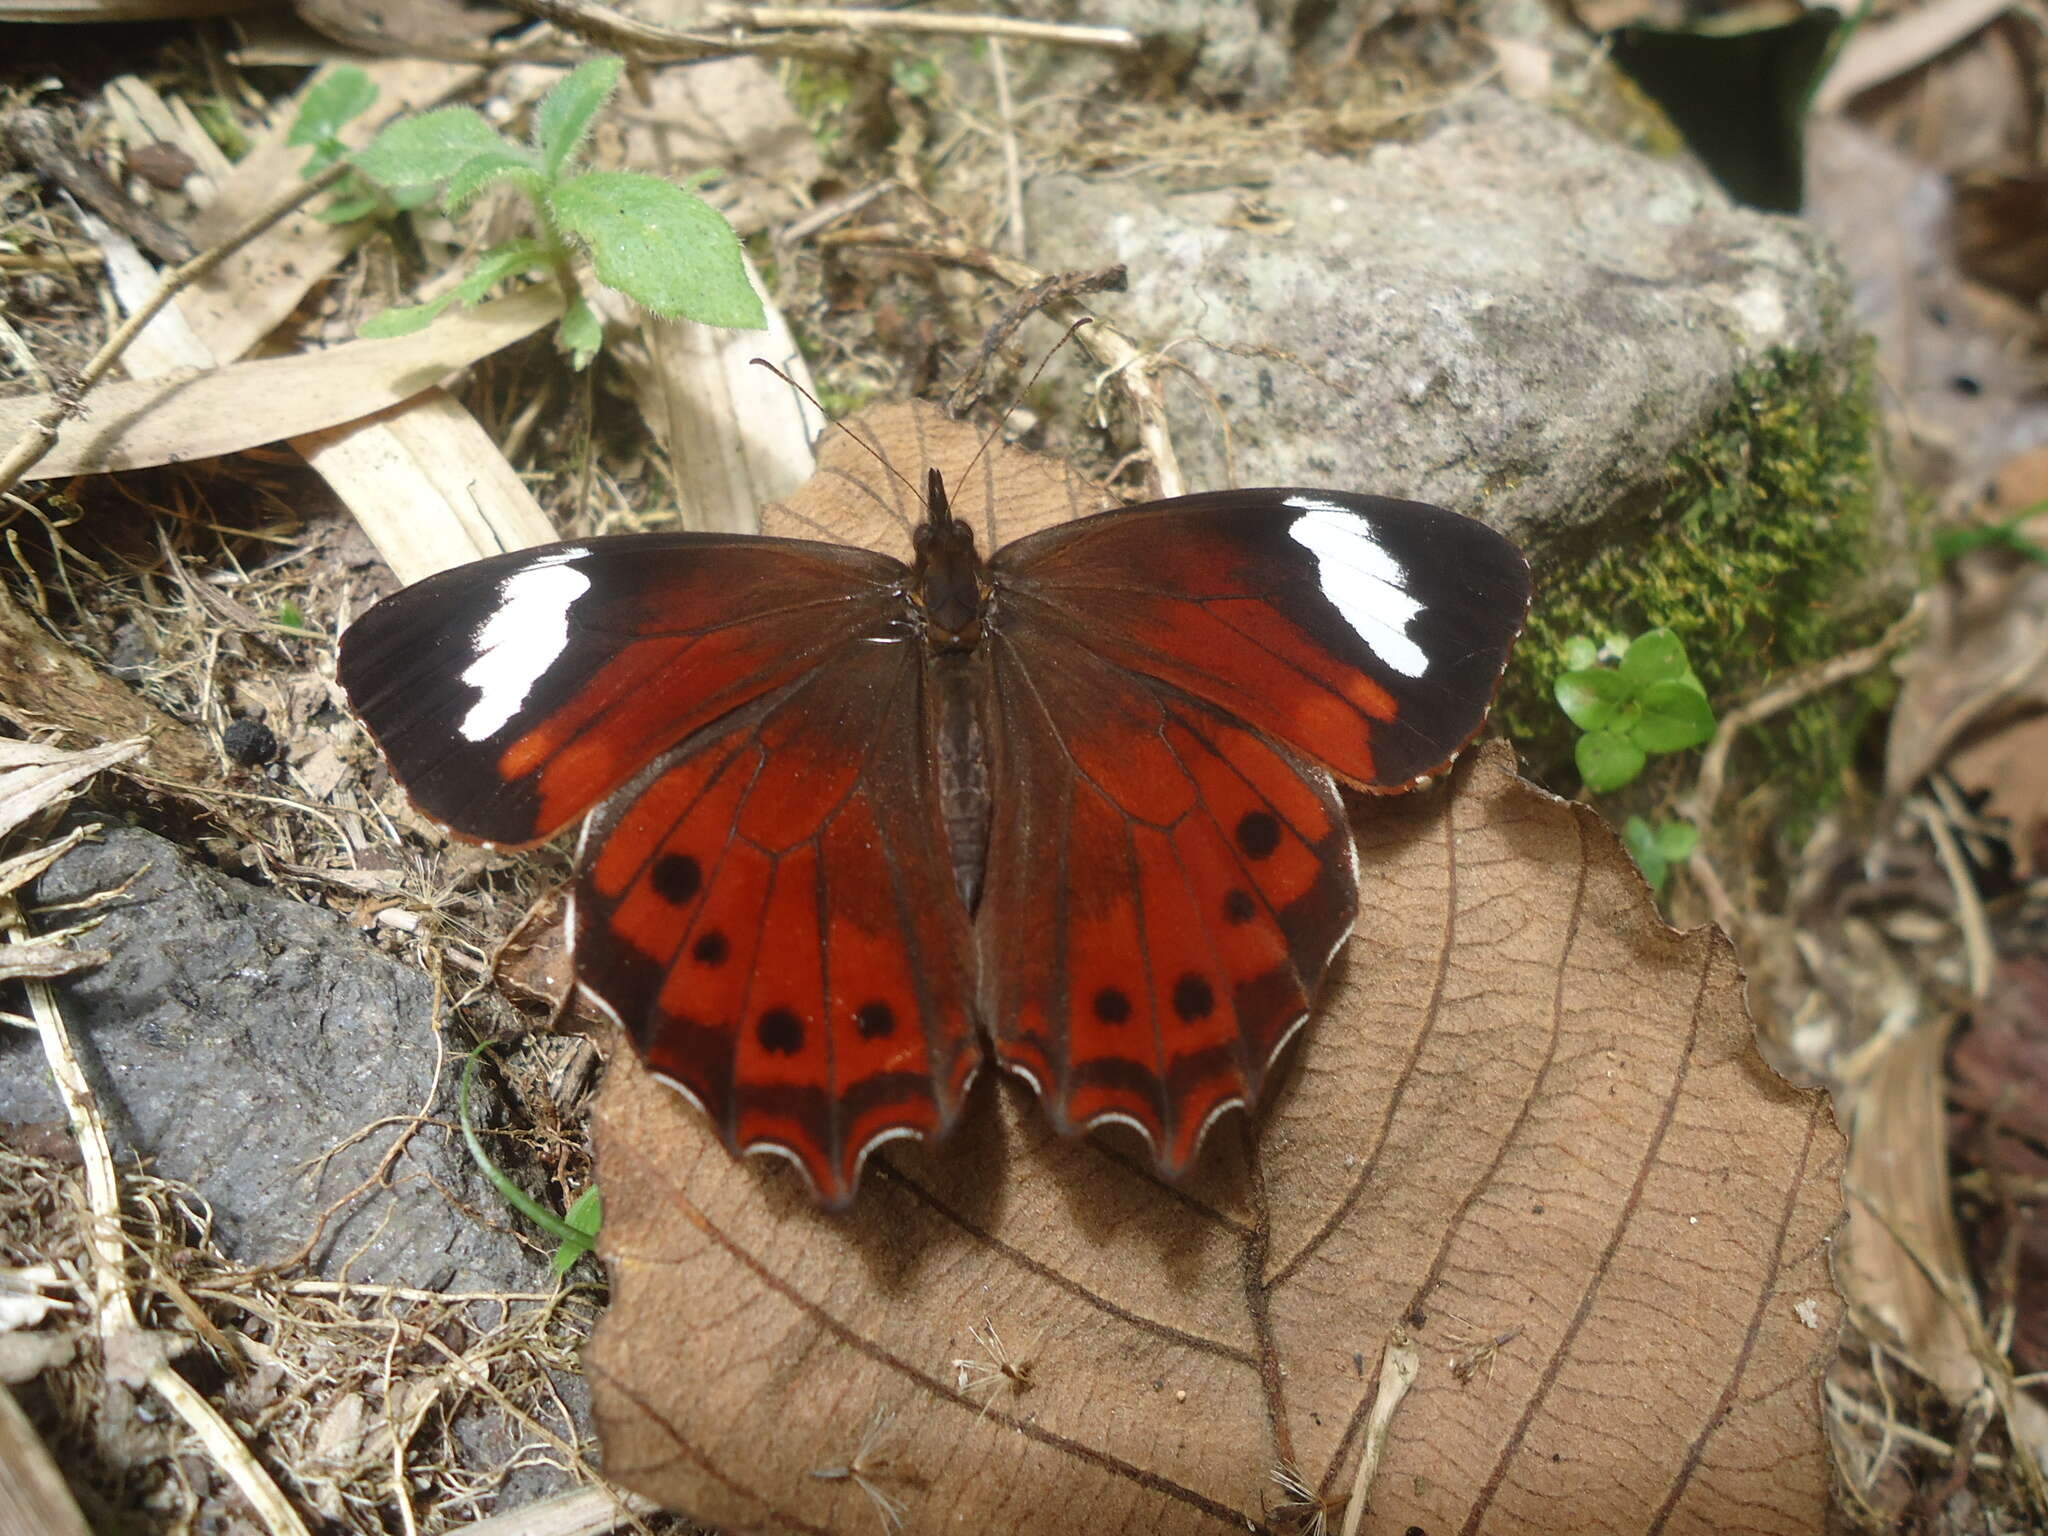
[289,66,377,149]
[534,55,624,178]
[551,1186,603,1276]
[1561,635,1600,672]
[1623,815,1669,894]
[452,238,550,304]
[358,294,459,338]
[559,293,604,369]
[548,171,765,328]
[444,147,545,213]
[315,191,382,225]
[1554,667,1630,731]
[299,140,344,179]
[1631,678,1716,754]
[353,106,514,194]
[1653,819,1700,861]
[1618,628,1688,687]
[277,600,305,630]
[1577,729,1646,793]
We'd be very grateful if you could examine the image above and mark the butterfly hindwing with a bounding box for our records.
[980,625,1357,1173]
[991,490,1532,792]
[574,638,981,1206]
[337,536,906,847]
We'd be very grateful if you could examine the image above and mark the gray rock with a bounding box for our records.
[1012,0,1292,100]
[5,825,543,1291]
[1023,93,1860,568]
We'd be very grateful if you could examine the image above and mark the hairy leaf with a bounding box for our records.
[547,171,764,329]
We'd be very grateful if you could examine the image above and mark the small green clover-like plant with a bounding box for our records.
[1622,815,1699,897]
[459,1046,601,1277]
[341,55,763,366]
[1554,628,1716,794]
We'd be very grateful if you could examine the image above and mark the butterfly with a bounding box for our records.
[336,408,1530,1207]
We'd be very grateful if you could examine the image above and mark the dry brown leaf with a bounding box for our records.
[585,407,1846,1535]
[1886,536,2048,799]
[0,739,143,841]
[0,287,559,480]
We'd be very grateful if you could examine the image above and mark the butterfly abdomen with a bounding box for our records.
[926,648,993,914]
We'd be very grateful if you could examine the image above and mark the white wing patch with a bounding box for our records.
[1284,499,1430,678]
[457,551,591,742]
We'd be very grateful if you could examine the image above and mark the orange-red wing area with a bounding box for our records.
[979,624,1358,1175]
[337,535,907,848]
[992,491,1530,792]
[573,637,981,1206]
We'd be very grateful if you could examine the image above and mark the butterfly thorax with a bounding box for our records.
[910,470,995,913]
[909,469,990,652]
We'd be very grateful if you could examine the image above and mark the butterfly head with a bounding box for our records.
[911,468,988,649]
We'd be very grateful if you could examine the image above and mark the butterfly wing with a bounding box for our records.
[573,636,981,1207]
[337,535,907,847]
[981,490,1528,1172]
[979,632,1357,1173]
[341,535,978,1204]
[991,489,1531,792]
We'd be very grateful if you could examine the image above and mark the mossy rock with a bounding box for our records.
[1498,341,1898,823]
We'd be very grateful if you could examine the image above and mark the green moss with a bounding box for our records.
[779,57,861,160]
[1498,343,1886,815]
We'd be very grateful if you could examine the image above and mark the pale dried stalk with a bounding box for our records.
[444,1483,660,1535]
[708,3,1138,48]
[1339,1335,1418,1536]
[3,894,313,1535]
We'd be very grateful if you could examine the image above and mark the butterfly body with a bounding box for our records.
[339,443,1530,1208]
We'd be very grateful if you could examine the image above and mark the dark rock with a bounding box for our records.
[6,825,543,1291]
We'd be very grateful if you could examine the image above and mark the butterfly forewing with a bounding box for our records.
[574,639,980,1206]
[337,536,907,847]
[991,490,1532,791]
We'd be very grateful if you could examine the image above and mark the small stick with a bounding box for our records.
[0,161,350,501]
[1338,1335,1418,1536]
[1914,796,1996,998]
[1688,592,1930,828]
[988,37,1026,258]
[944,263,1126,415]
[707,4,1139,50]
[822,226,1183,497]
[1681,592,1930,936]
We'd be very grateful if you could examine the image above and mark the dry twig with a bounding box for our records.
[819,226,1185,496]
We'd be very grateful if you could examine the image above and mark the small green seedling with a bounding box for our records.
[1622,815,1699,897]
[292,56,764,366]
[1554,628,1716,794]
[458,1045,601,1277]
[1931,505,2048,567]
[286,67,422,225]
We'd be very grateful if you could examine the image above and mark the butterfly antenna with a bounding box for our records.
[750,356,932,513]
[952,316,1094,493]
